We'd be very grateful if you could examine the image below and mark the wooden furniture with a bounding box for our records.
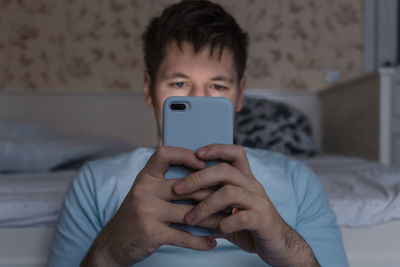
[379,67,400,166]
[319,68,400,167]
[319,72,380,161]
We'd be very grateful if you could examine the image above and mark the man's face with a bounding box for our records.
[144,42,246,143]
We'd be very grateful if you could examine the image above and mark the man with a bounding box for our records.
[49,1,348,266]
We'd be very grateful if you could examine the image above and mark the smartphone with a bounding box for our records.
[162,96,234,236]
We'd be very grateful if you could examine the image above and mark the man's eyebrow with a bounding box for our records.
[164,73,234,84]
[211,76,234,84]
[165,72,190,79]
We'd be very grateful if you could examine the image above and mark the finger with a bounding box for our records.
[160,201,228,229]
[162,225,217,250]
[144,146,205,177]
[159,179,215,201]
[218,210,258,234]
[196,144,251,175]
[196,213,228,229]
[173,189,214,202]
[184,185,255,225]
[159,202,195,224]
[173,163,249,195]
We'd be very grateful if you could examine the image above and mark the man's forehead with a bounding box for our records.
[164,41,233,61]
[158,41,236,78]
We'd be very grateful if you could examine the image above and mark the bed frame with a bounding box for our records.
[0,88,322,150]
[1,85,399,267]
[0,91,158,147]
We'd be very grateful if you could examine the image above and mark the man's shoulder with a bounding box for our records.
[245,146,305,174]
[78,147,156,184]
[67,147,156,218]
[244,146,320,191]
[87,147,155,169]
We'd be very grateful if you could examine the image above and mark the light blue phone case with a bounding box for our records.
[162,96,234,236]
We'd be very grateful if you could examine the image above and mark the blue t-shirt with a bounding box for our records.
[48,147,348,266]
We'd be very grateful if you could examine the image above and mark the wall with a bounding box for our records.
[0,0,364,91]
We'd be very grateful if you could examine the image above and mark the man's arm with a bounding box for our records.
[50,147,219,267]
[81,147,220,266]
[172,144,341,266]
[291,162,348,266]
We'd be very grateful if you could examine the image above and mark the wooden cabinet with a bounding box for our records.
[319,73,380,162]
[319,68,400,167]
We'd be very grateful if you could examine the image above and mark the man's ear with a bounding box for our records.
[144,71,154,108]
[236,75,246,112]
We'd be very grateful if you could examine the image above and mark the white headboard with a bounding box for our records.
[0,89,321,150]
[0,91,158,147]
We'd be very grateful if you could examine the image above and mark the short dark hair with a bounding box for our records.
[142,0,248,82]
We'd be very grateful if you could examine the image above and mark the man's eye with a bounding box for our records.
[212,84,227,90]
[171,82,186,88]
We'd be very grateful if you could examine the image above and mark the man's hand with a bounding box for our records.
[173,144,320,267]
[81,147,217,267]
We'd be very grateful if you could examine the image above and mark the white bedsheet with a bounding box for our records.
[1,153,400,228]
[0,170,76,226]
[298,154,400,227]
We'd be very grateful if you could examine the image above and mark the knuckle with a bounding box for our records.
[130,187,143,201]
[155,147,168,159]
[221,185,237,202]
[188,171,202,187]
[242,187,254,199]
[180,235,192,247]
[196,200,209,215]
[253,180,264,192]
[237,211,251,226]
[217,162,231,175]
[131,183,152,200]
[242,188,254,202]
[171,203,188,219]
[235,145,246,155]
[142,222,158,238]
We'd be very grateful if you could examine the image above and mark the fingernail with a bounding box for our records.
[174,180,185,191]
[186,210,196,224]
[198,147,208,157]
[232,207,238,214]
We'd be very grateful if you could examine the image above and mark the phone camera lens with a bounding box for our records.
[170,103,187,111]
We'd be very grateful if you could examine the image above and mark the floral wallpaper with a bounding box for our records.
[0,0,364,91]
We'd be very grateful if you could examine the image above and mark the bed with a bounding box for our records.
[0,81,399,267]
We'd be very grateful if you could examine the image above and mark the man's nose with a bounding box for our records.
[190,87,211,97]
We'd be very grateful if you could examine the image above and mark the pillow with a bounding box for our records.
[0,121,134,172]
[234,97,315,156]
